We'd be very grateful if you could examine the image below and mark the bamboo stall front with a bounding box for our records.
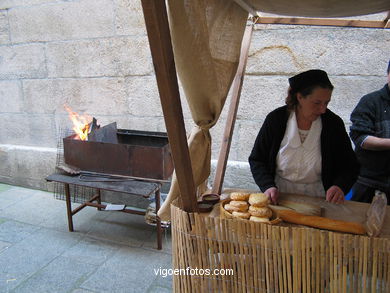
[171,194,390,293]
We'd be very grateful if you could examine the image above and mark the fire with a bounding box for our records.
[64,105,92,141]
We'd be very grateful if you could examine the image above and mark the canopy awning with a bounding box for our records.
[235,0,389,18]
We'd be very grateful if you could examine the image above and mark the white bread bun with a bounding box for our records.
[249,205,272,218]
[248,193,269,207]
[230,200,249,209]
[224,203,248,213]
[249,216,270,223]
[230,192,250,201]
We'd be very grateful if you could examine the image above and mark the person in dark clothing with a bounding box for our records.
[349,60,390,204]
[249,69,359,205]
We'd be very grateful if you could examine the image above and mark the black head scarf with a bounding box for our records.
[289,69,333,94]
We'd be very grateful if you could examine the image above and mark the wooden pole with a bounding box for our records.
[212,25,253,194]
[140,0,198,213]
[385,11,390,28]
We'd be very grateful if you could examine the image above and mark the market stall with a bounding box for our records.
[171,193,390,292]
[139,0,390,291]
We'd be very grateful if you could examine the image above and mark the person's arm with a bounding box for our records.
[350,94,377,149]
[327,113,360,197]
[361,136,390,150]
[248,113,277,193]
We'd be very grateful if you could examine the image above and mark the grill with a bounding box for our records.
[63,128,174,180]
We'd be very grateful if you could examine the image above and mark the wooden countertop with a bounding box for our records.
[206,190,390,238]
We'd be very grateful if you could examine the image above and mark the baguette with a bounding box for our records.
[277,210,366,235]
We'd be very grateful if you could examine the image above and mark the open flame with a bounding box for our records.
[64,105,92,141]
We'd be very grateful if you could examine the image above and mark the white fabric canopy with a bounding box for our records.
[240,0,390,18]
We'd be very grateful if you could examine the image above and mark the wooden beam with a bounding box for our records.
[233,0,258,16]
[212,25,253,195]
[255,17,390,29]
[140,0,198,213]
[385,11,390,28]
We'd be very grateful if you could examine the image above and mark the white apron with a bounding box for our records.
[275,111,325,197]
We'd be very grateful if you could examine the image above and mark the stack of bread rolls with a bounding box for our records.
[224,192,273,223]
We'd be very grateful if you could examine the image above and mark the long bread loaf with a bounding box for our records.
[277,210,366,235]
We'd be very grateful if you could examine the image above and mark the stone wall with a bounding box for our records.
[0,0,388,192]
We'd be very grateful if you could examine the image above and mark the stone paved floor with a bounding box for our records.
[0,183,172,293]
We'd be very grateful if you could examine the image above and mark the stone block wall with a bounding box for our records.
[213,22,390,190]
[0,0,388,192]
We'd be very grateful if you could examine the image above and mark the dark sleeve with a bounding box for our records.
[331,115,360,194]
[248,113,277,192]
[349,94,376,148]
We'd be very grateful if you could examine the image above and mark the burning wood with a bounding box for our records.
[64,105,102,141]
[90,117,100,133]
[64,105,93,141]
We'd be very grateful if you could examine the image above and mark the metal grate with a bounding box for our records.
[53,127,94,203]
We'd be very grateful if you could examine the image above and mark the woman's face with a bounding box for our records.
[297,87,332,122]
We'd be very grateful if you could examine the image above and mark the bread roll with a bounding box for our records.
[277,210,366,235]
[230,200,249,209]
[249,193,269,207]
[224,203,247,213]
[232,211,251,219]
[249,206,272,218]
[249,216,270,223]
[230,192,250,201]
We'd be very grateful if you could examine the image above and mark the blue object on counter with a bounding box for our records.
[345,189,353,201]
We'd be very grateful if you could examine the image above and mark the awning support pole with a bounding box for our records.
[212,25,253,195]
[141,0,198,213]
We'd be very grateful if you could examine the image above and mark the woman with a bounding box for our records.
[249,69,359,204]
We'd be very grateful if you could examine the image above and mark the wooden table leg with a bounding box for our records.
[155,188,162,250]
[97,189,102,211]
[64,183,74,232]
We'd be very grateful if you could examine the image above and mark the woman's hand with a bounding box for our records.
[326,185,345,204]
[264,187,279,205]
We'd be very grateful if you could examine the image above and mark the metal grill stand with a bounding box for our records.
[46,173,164,250]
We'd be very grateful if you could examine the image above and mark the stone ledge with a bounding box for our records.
[0,144,256,194]
[0,144,57,190]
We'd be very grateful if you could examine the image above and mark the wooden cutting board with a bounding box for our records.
[270,199,322,216]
